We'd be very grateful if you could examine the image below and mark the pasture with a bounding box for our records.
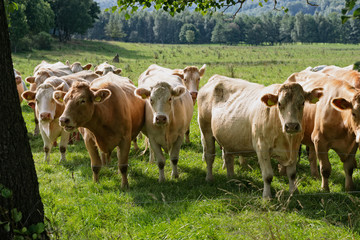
[13,41,360,239]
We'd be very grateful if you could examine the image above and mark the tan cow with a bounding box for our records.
[317,65,360,89]
[289,72,360,191]
[135,71,193,182]
[22,78,70,162]
[14,69,27,103]
[26,61,73,136]
[140,64,206,143]
[198,75,322,198]
[53,72,145,187]
[65,60,92,73]
[94,62,122,76]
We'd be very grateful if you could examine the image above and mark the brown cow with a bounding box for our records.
[14,69,27,103]
[198,75,322,198]
[135,71,193,182]
[318,65,360,89]
[290,72,360,191]
[53,72,145,187]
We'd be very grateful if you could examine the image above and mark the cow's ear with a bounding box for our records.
[199,64,206,77]
[331,98,352,111]
[83,63,92,70]
[286,73,298,83]
[135,88,151,99]
[65,60,70,66]
[114,68,122,75]
[22,91,36,101]
[172,70,184,79]
[26,76,36,84]
[38,70,51,78]
[261,94,278,107]
[95,70,103,75]
[55,82,66,91]
[28,102,35,110]
[15,69,21,76]
[306,87,323,104]
[53,91,66,105]
[171,85,186,97]
[92,89,111,104]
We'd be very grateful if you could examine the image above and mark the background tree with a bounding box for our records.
[105,11,127,40]
[185,29,195,43]
[0,0,47,238]
[179,23,199,43]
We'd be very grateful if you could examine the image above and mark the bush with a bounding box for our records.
[14,38,32,52]
[33,32,53,50]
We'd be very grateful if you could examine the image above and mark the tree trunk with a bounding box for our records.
[0,0,47,239]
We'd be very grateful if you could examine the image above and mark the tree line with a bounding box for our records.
[9,0,100,52]
[86,9,360,45]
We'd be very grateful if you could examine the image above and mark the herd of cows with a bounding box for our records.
[14,60,360,198]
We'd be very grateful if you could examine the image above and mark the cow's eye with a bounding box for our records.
[80,99,86,104]
[302,101,305,106]
[169,97,172,102]
[352,112,356,118]
[150,99,153,104]
[278,102,281,107]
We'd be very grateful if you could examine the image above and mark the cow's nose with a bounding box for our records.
[155,115,167,124]
[59,117,70,126]
[40,112,51,120]
[285,123,300,133]
[190,91,198,100]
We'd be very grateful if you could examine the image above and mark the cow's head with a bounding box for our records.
[14,69,22,85]
[94,62,122,76]
[332,92,360,142]
[25,69,53,89]
[180,64,206,103]
[135,82,186,126]
[22,80,68,122]
[53,81,111,131]
[66,60,92,73]
[261,83,323,134]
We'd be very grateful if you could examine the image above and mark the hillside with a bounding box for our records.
[94,0,345,15]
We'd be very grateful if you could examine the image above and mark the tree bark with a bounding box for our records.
[0,0,47,238]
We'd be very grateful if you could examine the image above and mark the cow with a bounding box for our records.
[14,69,27,103]
[135,71,193,182]
[317,65,360,89]
[197,75,323,198]
[65,60,92,73]
[53,72,145,187]
[22,78,70,162]
[94,62,122,76]
[140,64,206,143]
[25,61,73,136]
[289,71,360,192]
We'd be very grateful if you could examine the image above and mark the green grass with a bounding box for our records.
[14,41,360,239]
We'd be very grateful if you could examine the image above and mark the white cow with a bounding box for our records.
[94,62,122,76]
[65,60,92,73]
[135,71,193,182]
[22,78,71,162]
[198,75,323,198]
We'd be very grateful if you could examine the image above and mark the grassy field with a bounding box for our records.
[13,41,360,239]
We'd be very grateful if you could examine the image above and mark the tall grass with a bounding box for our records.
[13,41,360,239]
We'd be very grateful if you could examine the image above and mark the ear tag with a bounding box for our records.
[27,96,33,100]
[58,97,63,103]
[95,96,101,102]
[310,97,319,104]
[267,99,275,106]
[141,94,147,99]
[341,104,347,109]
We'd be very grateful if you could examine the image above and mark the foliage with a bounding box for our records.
[342,0,360,23]
[11,40,360,238]
[33,32,53,50]
[47,0,100,42]
[179,23,199,43]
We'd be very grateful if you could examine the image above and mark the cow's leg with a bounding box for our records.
[59,130,70,162]
[286,161,297,194]
[185,128,190,144]
[84,134,102,182]
[169,136,184,179]
[223,151,234,178]
[40,127,52,162]
[308,145,320,179]
[101,152,111,165]
[313,136,330,191]
[117,139,131,188]
[256,145,273,199]
[149,138,166,182]
[34,115,40,136]
[132,139,139,151]
[200,130,216,182]
[337,145,357,191]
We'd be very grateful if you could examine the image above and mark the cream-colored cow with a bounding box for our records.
[198,75,322,198]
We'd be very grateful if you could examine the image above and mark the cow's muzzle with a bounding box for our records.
[59,117,76,132]
[285,122,301,134]
[154,115,168,126]
[190,91,198,102]
[40,112,52,121]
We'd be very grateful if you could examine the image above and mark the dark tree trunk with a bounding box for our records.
[0,0,47,239]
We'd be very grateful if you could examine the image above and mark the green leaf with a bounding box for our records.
[11,208,22,223]
[341,15,351,24]
[111,6,117,13]
[342,7,349,15]
[4,222,10,232]
[1,188,12,198]
[259,2,263,7]
[353,8,360,17]
[125,13,131,20]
